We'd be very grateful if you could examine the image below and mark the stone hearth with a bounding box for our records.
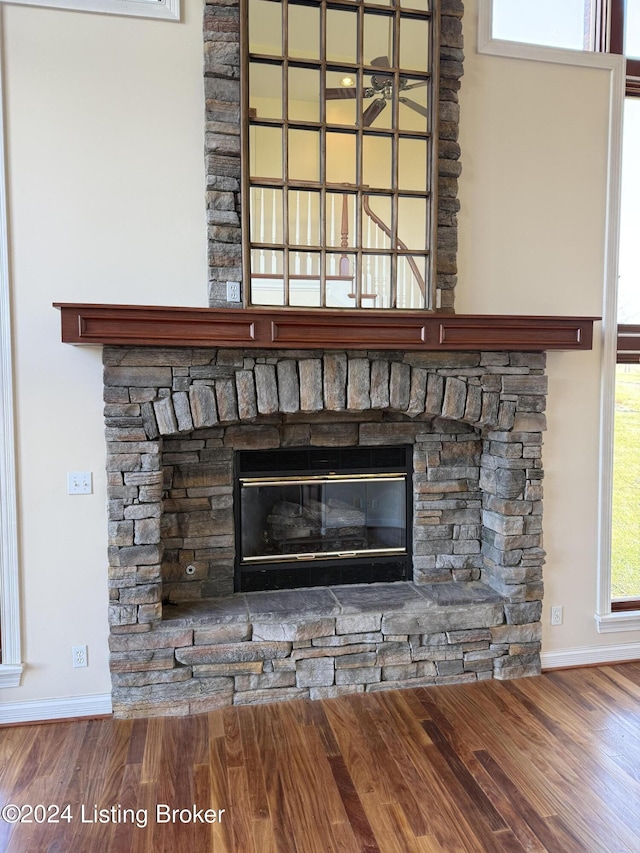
[105,346,546,717]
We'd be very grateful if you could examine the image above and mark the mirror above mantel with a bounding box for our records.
[244,0,439,311]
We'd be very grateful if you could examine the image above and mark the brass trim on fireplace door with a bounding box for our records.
[242,546,407,564]
[240,473,407,486]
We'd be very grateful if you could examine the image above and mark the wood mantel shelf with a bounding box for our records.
[53,303,598,352]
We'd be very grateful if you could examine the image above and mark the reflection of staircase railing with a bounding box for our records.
[361,194,426,301]
[249,187,425,308]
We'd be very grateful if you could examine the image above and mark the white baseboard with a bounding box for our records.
[0,693,112,724]
[542,642,640,670]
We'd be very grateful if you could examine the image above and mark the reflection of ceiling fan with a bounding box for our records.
[326,56,428,126]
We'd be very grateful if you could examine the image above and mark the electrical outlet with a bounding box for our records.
[550,605,563,626]
[67,472,92,495]
[226,281,241,303]
[72,645,88,668]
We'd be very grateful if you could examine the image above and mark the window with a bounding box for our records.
[609,0,640,613]
[244,0,437,310]
[610,0,640,93]
[491,0,596,51]
[0,0,180,20]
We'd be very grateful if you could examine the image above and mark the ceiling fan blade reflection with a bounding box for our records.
[401,80,428,91]
[399,97,429,118]
[370,55,391,68]
[362,98,387,127]
[325,87,358,100]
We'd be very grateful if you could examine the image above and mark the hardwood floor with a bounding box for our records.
[2,663,640,851]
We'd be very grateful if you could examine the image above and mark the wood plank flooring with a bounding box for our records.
[2,663,640,851]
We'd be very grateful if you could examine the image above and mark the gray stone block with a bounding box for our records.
[504,601,542,625]
[173,391,194,432]
[134,518,161,545]
[193,662,263,677]
[446,628,491,643]
[493,651,541,676]
[194,624,252,644]
[442,377,467,420]
[389,362,411,411]
[175,641,291,665]
[345,358,370,412]
[105,366,172,388]
[365,675,434,692]
[119,584,162,606]
[252,618,335,642]
[233,688,311,705]
[234,672,296,691]
[110,647,175,673]
[426,373,445,414]
[502,375,548,395]
[463,383,483,423]
[370,360,390,408]
[382,663,418,681]
[277,360,300,413]
[235,371,257,420]
[112,667,193,688]
[291,643,374,661]
[215,377,239,422]
[334,652,378,669]
[109,628,192,652]
[324,353,347,410]
[299,359,323,412]
[254,364,278,414]
[153,397,178,435]
[407,368,427,417]
[513,413,547,432]
[309,685,365,700]
[436,660,464,676]
[336,613,381,634]
[109,604,139,626]
[296,657,335,687]
[109,521,134,547]
[382,602,505,635]
[118,545,162,566]
[335,666,381,685]
[310,423,359,446]
[313,632,383,647]
[479,391,500,426]
[490,623,542,644]
[412,645,461,662]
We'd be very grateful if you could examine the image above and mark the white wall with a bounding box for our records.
[1,0,207,709]
[0,0,634,716]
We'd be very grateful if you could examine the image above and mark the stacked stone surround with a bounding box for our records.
[203,0,464,311]
[104,345,547,717]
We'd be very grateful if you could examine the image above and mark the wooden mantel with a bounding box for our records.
[53,303,598,352]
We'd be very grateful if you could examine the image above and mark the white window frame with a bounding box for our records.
[0,0,180,21]
[0,10,22,688]
[477,0,630,633]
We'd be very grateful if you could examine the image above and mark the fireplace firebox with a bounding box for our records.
[235,446,412,591]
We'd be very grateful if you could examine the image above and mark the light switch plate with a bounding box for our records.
[67,472,92,495]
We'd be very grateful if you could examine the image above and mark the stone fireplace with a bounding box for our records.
[104,345,548,717]
[51,0,597,718]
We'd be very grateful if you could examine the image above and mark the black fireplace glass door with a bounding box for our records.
[240,475,407,563]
